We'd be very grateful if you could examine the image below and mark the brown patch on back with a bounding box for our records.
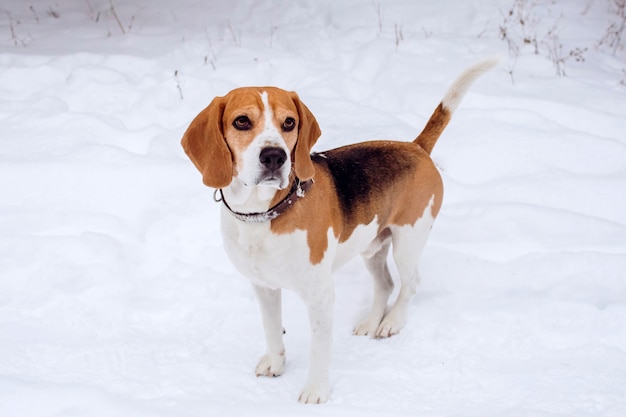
[270,141,443,264]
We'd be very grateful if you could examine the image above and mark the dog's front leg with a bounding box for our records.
[253,285,285,377]
[297,277,334,404]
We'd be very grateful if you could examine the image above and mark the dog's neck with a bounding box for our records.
[219,175,312,223]
[222,177,295,213]
[221,177,282,214]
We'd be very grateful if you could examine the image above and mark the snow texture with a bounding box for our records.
[1,0,625,415]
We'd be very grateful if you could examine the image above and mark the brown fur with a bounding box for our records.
[181,87,320,189]
[182,87,449,265]
[270,141,443,264]
[414,103,451,155]
[181,97,232,188]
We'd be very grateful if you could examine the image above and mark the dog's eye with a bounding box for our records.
[233,116,252,131]
[282,117,296,132]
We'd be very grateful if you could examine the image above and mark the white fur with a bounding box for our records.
[353,197,436,338]
[220,208,335,403]
[442,56,502,113]
[333,220,380,271]
[221,173,437,403]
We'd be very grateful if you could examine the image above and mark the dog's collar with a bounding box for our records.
[214,178,313,223]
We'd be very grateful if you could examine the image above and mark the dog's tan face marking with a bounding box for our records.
[181,86,320,190]
[220,88,300,189]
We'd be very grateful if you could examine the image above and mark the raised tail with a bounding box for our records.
[414,57,501,154]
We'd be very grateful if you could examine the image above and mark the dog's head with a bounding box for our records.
[181,87,321,190]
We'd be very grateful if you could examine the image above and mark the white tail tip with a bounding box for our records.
[442,56,502,113]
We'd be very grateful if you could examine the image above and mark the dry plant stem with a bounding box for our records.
[227,20,241,46]
[5,10,16,42]
[5,10,25,46]
[204,28,218,70]
[394,23,403,50]
[507,55,518,84]
[544,30,566,76]
[174,70,184,100]
[30,6,39,23]
[110,0,126,34]
[376,3,383,35]
[47,7,60,18]
[605,0,626,55]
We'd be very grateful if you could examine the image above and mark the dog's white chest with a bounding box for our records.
[220,212,315,290]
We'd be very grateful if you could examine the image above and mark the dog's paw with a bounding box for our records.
[298,380,330,404]
[255,352,285,377]
[375,311,406,338]
[353,318,380,338]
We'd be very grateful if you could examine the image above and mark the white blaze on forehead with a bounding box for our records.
[259,91,278,135]
[230,90,291,190]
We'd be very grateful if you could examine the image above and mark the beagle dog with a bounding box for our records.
[181,59,498,404]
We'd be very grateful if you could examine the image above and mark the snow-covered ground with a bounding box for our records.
[1,0,625,415]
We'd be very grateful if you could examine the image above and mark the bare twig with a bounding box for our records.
[4,10,27,46]
[204,27,217,70]
[598,0,626,55]
[174,70,184,100]
[269,23,277,48]
[5,10,18,45]
[29,5,39,23]
[47,7,60,18]
[507,55,518,85]
[227,20,241,46]
[85,0,101,22]
[544,29,566,76]
[394,23,403,50]
[109,0,126,34]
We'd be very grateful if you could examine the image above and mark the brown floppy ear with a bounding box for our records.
[290,92,321,181]
[181,96,233,189]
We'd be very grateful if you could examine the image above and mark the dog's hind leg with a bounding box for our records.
[376,207,435,338]
[353,229,394,338]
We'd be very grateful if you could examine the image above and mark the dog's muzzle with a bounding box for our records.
[259,147,287,171]
[258,147,288,187]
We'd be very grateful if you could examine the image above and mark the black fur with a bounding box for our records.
[311,143,415,220]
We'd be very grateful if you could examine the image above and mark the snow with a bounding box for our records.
[1,0,625,415]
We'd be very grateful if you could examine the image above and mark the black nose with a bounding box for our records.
[259,147,287,170]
